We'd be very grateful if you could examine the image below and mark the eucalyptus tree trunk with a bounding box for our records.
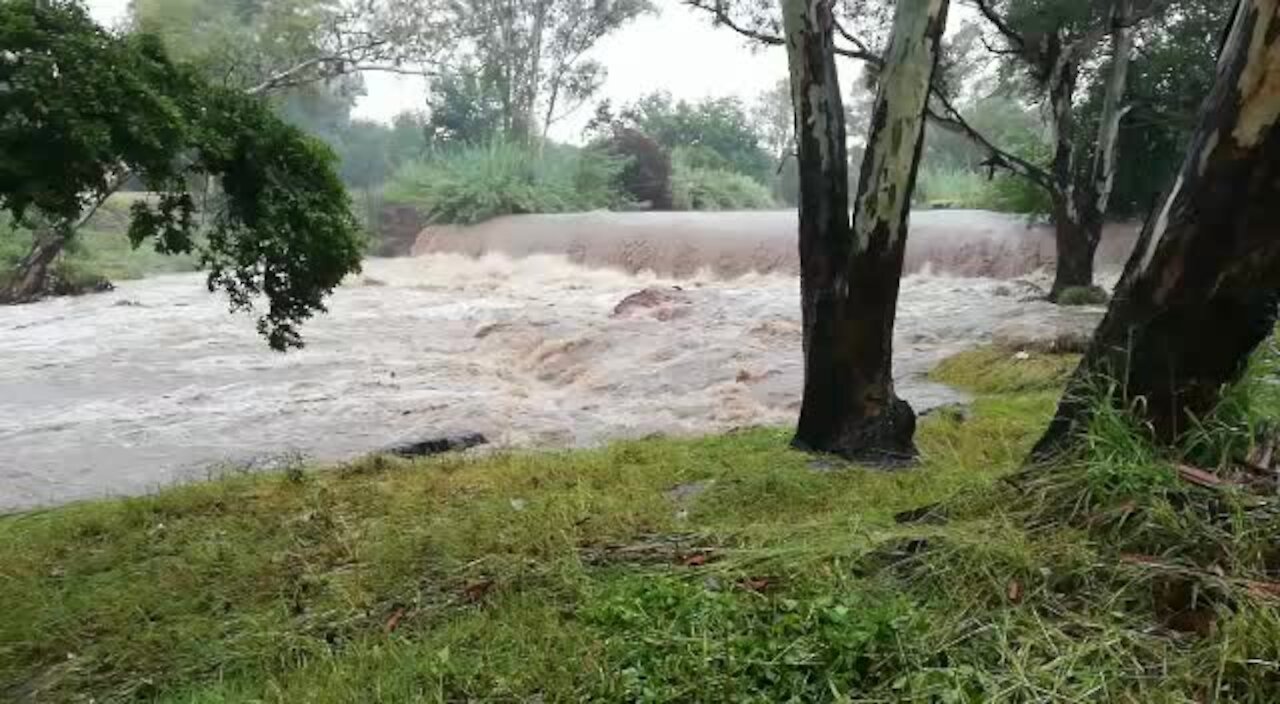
[1078,0,1135,256]
[784,0,949,463]
[1064,0,1136,300]
[1034,0,1280,457]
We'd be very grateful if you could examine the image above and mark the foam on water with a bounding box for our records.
[0,249,1106,511]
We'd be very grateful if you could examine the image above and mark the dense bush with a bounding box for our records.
[594,127,672,210]
[670,147,776,211]
[383,141,629,224]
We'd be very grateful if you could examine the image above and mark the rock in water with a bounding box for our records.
[991,311,1101,354]
[385,433,487,458]
[611,287,693,321]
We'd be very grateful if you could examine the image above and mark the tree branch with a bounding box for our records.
[683,0,783,46]
[682,0,882,64]
[926,90,1053,190]
[970,0,1025,50]
[683,0,1047,192]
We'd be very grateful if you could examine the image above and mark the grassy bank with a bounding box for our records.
[4,346,1280,702]
[1,193,200,294]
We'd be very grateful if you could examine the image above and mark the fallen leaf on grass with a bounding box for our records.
[1245,580,1280,601]
[1007,580,1023,604]
[682,553,708,567]
[1177,464,1236,489]
[385,608,406,633]
[738,577,773,593]
[463,580,495,602]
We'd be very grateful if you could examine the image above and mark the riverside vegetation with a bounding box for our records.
[5,341,1280,702]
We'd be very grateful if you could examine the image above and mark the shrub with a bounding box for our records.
[593,127,673,210]
[1055,285,1110,306]
[383,141,629,225]
[670,147,776,211]
[975,138,1054,217]
[913,166,991,209]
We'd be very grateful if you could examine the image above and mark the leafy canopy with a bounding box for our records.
[0,0,363,350]
[593,93,774,185]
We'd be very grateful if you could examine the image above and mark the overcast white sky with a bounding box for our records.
[86,0,789,142]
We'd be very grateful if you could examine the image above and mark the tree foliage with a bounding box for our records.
[1,0,362,349]
[591,127,674,210]
[595,92,774,184]
[444,0,654,142]
[1100,0,1233,215]
[423,64,508,147]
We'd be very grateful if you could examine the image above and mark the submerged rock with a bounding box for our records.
[611,286,693,321]
[385,432,487,459]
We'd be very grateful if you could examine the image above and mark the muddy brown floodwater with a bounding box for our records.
[0,210,1129,512]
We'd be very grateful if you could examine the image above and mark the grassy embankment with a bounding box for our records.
[4,343,1280,702]
[0,193,201,293]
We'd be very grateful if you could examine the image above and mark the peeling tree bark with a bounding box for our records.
[1081,0,1135,248]
[1034,0,1280,457]
[975,0,1146,303]
[784,0,949,463]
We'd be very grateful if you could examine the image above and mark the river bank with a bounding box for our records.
[4,346,1278,702]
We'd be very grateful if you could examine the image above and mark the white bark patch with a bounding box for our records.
[780,0,834,170]
[1233,0,1280,147]
[1197,130,1220,176]
[853,0,947,253]
[1140,173,1183,273]
[1090,3,1133,216]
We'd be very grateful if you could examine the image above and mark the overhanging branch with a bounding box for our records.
[970,0,1025,50]
[683,0,881,64]
[927,90,1053,190]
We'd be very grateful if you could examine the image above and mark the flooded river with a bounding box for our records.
[0,210,1126,511]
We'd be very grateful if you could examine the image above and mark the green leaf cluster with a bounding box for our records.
[0,1,362,349]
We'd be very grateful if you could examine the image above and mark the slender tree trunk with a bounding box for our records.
[0,225,67,304]
[1054,0,1137,303]
[1034,0,1280,457]
[784,0,948,463]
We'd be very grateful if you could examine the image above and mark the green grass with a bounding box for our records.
[1,193,200,293]
[912,164,1053,217]
[4,346,1280,702]
[931,344,1081,394]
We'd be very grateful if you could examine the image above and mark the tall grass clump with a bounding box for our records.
[383,141,629,225]
[669,147,776,211]
[913,166,990,209]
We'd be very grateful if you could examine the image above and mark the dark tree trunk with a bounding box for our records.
[1034,0,1280,457]
[1048,197,1099,300]
[1045,56,1094,300]
[783,0,949,463]
[0,227,67,304]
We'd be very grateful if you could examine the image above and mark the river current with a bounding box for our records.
[0,210,1124,511]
